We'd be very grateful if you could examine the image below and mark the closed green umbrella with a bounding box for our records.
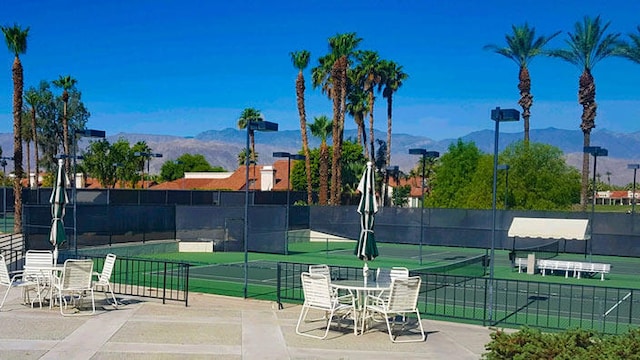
[49,159,68,263]
[355,161,378,281]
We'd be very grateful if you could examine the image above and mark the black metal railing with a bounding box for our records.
[60,254,190,306]
[0,233,24,272]
[277,261,640,335]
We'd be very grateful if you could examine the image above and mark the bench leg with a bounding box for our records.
[601,273,605,281]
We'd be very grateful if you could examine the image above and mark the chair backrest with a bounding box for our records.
[97,254,116,285]
[61,259,94,291]
[300,272,332,309]
[0,254,10,286]
[24,250,54,277]
[308,264,331,280]
[376,266,409,284]
[387,276,421,311]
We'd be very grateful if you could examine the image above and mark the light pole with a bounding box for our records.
[73,128,105,257]
[0,156,12,233]
[584,146,608,261]
[497,164,510,209]
[628,164,639,214]
[134,152,163,188]
[273,152,305,256]
[244,120,278,298]
[489,107,519,324]
[408,149,439,265]
[384,166,399,207]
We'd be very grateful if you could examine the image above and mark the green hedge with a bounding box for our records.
[483,327,640,359]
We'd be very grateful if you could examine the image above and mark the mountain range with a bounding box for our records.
[0,127,638,186]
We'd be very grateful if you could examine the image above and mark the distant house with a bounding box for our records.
[152,159,294,192]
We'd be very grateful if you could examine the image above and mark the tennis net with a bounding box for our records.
[412,254,487,277]
[512,240,559,260]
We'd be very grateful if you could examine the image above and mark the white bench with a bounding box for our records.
[537,259,610,281]
[515,257,527,273]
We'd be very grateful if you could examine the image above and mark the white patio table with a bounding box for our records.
[23,264,64,308]
[331,279,390,335]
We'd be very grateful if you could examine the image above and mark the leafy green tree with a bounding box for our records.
[549,16,620,210]
[2,23,29,233]
[391,185,411,207]
[291,139,366,204]
[82,139,115,188]
[160,153,223,181]
[427,140,483,208]
[484,23,560,142]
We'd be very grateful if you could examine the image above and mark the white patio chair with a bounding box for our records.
[375,266,409,300]
[361,276,425,343]
[93,254,118,307]
[52,259,95,316]
[23,250,54,307]
[295,272,357,339]
[0,254,40,310]
[308,264,331,280]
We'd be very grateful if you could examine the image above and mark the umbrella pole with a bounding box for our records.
[53,245,58,265]
[363,261,369,285]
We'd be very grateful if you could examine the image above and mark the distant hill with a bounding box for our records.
[1,127,638,186]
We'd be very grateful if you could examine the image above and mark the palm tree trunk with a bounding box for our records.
[11,57,23,233]
[518,66,533,143]
[31,106,38,188]
[385,94,393,168]
[319,143,329,205]
[295,72,313,205]
[330,63,342,205]
[25,141,30,188]
[578,69,597,211]
[335,60,348,205]
[368,88,376,161]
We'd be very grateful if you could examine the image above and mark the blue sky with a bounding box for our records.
[2,0,640,141]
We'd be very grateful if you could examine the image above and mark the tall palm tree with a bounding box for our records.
[52,75,77,177]
[2,24,29,233]
[355,50,382,161]
[290,50,314,205]
[549,16,620,210]
[309,115,332,205]
[24,87,41,188]
[237,107,263,165]
[20,111,32,187]
[379,59,408,168]
[484,24,560,143]
[312,32,361,204]
[346,71,369,156]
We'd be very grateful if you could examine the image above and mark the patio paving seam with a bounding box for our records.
[242,309,290,359]
[38,305,139,360]
[99,342,241,355]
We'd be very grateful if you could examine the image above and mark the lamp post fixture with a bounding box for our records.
[134,152,163,188]
[584,146,608,261]
[408,149,439,265]
[497,164,510,209]
[72,128,105,257]
[273,152,305,256]
[489,107,519,324]
[384,166,399,207]
[0,156,12,233]
[244,120,278,298]
[628,164,640,215]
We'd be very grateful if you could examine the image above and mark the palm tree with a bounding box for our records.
[355,50,382,161]
[2,24,29,233]
[237,148,257,166]
[484,24,560,143]
[20,111,32,187]
[24,87,41,188]
[312,32,361,204]
[52,75,77,177]
[290,50,314,205]
[346,71,369,156]
[309,115,332,205]
[549,16,620,210]
[237,107,263,165]
[617,26,640,63]
[379,59,408,168]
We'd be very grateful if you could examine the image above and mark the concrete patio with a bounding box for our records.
[0,290,494,359]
